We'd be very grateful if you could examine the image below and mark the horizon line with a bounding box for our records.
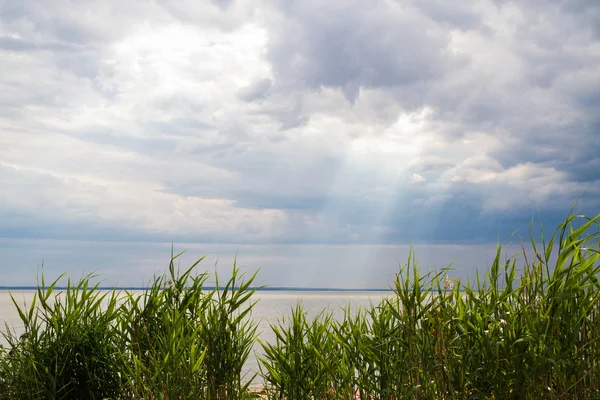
[0,286,395,292]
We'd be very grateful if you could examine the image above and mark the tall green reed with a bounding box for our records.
[0,252,261,400]
[121,250,211,399]
[0,272,126,400]
[0,209,598,399]
[199,258,260,399]
[259,302,342,399]
[258,209,600,399]
[121,250,261,399]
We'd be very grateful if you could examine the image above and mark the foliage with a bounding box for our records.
[258,210,600,399]
[1,209,599,399]
[0,273,126,399]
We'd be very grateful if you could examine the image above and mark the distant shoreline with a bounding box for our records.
[0,286,395,292]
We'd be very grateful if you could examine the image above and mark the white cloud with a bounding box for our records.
[409,173,425,184]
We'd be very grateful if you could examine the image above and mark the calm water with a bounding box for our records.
[0,290,391,382]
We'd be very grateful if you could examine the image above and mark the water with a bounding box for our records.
[0,290,391,383]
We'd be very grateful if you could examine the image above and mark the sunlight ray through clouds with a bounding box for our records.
[0,0,599,286]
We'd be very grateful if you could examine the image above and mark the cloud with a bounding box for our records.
[409,173,426,184]
[263,0,468,104]
[237,78,273,102]
[0,0,599,263]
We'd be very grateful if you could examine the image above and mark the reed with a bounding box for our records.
[0,208,598,399]
[258,303,341,399]
[0,272,127,399]
[119,250,212,399]
[119,251,260,399]
[258,209,600,399]
[197,258,260,399]
[0,251,260,399]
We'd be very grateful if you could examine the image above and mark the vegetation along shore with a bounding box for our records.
[0,209,599,399]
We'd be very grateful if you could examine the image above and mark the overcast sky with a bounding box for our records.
[1,0,599,287]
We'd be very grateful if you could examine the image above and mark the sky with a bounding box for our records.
[1,0,599,288]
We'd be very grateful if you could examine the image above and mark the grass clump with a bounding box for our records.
[120,251,212,399]
[120,252,261,399]
[259,304,341,399]
[0,251,260,400]
[0,274,126,399]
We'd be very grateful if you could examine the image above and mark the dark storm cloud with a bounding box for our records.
[489,120,600,185]
[382,197,575,245]
[260,0,600,180]
[265,0,467,103]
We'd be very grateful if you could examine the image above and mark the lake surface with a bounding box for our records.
[0,290,391,383]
